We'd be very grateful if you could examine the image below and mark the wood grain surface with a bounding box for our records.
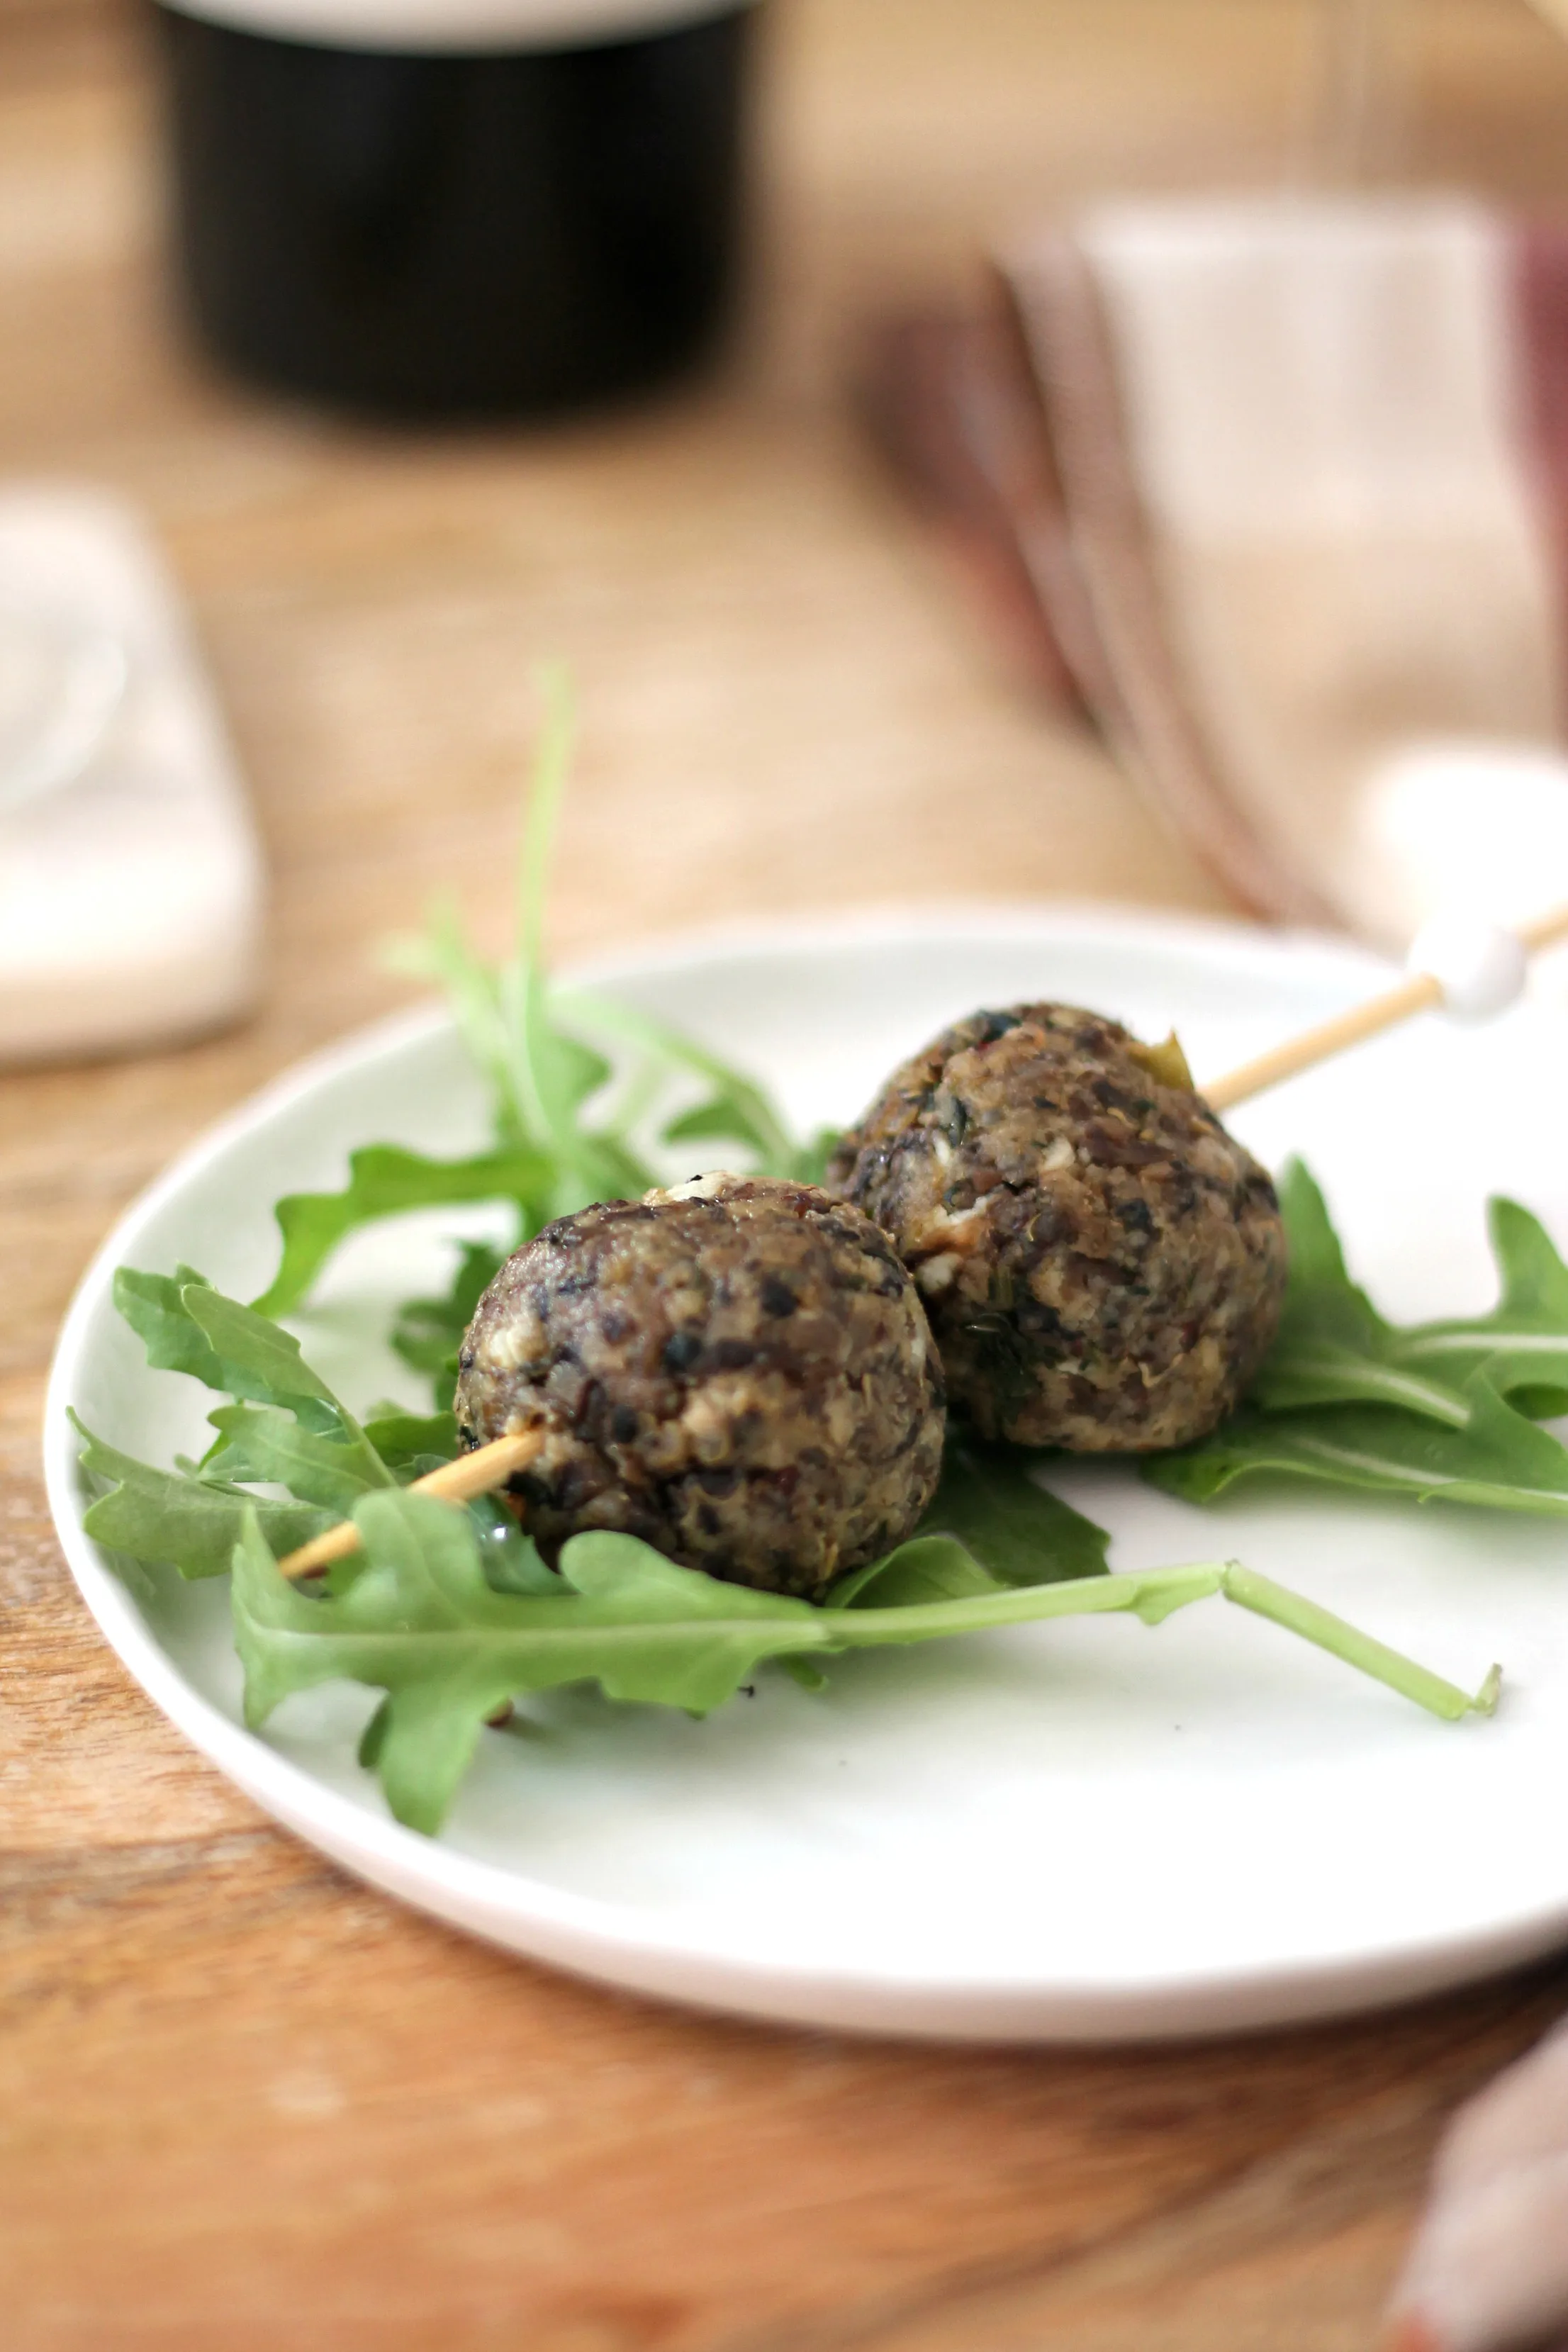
[8,4,1568,2346]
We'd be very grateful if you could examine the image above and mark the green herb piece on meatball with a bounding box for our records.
[825,1004,1287,1452]
[454,1173,946,1600]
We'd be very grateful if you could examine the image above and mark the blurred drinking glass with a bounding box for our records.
[1318,0,1404,182]
[152,0,761,418]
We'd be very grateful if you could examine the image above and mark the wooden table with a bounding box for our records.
[9,4,1568,2344]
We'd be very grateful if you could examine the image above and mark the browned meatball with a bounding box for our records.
[825,1004,1287,1452]
[454,1173,946,1599]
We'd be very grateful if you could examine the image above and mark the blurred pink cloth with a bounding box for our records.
[861,196,1568,949]
[1392,2012,1568,2352]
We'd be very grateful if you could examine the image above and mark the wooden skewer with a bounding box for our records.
[1205,968,1443,1112]
[1205,902,1568,1114]
[276,1428,545,1582]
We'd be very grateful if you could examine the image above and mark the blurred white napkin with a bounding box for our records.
[0,487,262,1063]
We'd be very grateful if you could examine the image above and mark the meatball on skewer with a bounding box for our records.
[826,1003,1287,1453]
[454,1173,946,1600]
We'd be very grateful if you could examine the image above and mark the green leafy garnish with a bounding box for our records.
[1147,1372,1568,1517]
[233,1491,1496,1835]
[256,1147,552,1320]
[828,1535,1014,1608]
[912,1435,1110,1586]
[74,1412,334,1582]
[1152,1166,1568,1514]
[388,1239,508,1407]
[359,1406,461,1472]
[1254,1161,1568,1426]
[116,1266,340,1430]
[201,1402,393,1516]
[261,670,821,1335]
[82,1274,398,1578]
[556,987,839,1185]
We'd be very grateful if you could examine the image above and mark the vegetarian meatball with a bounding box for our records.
[454,1172,946,1599]
[825,1004,1286,1452]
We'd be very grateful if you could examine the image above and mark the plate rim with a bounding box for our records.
[48,897,1568,2044]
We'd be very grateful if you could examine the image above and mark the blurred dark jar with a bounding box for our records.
[153,0,759,417]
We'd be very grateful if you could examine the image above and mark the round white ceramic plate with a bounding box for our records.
[44,909,1568,2042]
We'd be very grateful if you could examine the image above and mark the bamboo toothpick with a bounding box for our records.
[276,1428,544,1582]
[1205,902,1568,1115]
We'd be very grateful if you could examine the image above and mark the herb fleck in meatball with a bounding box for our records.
[824,1004,1286,1452]
[454,1173,946,1599]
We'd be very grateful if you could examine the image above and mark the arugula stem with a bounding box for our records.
[552,988,799,1174]
[827,1560,1497,1723]
[1219,1563,1500,1721]
[827,1564,1225,1644]
[1264,1350,1473,1428]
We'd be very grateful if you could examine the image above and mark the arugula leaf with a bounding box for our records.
[663,1095,784,1163]
[491,668,659,1215]
[112,1265,222,1382]
[202,1401,393,1514]
[827,1534,1012,1607]
[559,987,801,1179]
[360,1407,461,1472]
[91,1272,401,1577]
[386,901,522,1142]
[254,1145,553,1319]
[916,1437,1111,1586]
[74,1412,333,1581]
[232,1491,1496,1835]
[1147,1371,1568,1517]
[256,676,822,1322]
[1250,1163,1468,1426]
[1164,1168,1568,1516]
[1214,1563,1499,1725]
[466,1502,564,1596]
[1401,1197,1568,1421]
[115,1267,346,1433]
[181,1283,341,1410]
[234,1496,858,1832]
[828,1444,1110,1607]
[1255,1163,1568,1426]
[513,963,654,1214]
[116,1267,397,1501]
[662,1101,841,1189]
[389,1238,508,1407]
[790,1127,845,1188]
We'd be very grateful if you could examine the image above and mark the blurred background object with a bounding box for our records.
[992,194,1568,948]
[1390,2007,1568,2351]
[858,11,1568,957]
[1318,0,1409,181]
[0,564,126,819]
[155,0,758,415]
[0,487,262,1061]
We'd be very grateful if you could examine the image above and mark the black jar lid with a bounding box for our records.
[155,0,761,415]
[157,0,755,55]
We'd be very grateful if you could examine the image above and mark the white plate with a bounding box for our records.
[44,909,1568,2042]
